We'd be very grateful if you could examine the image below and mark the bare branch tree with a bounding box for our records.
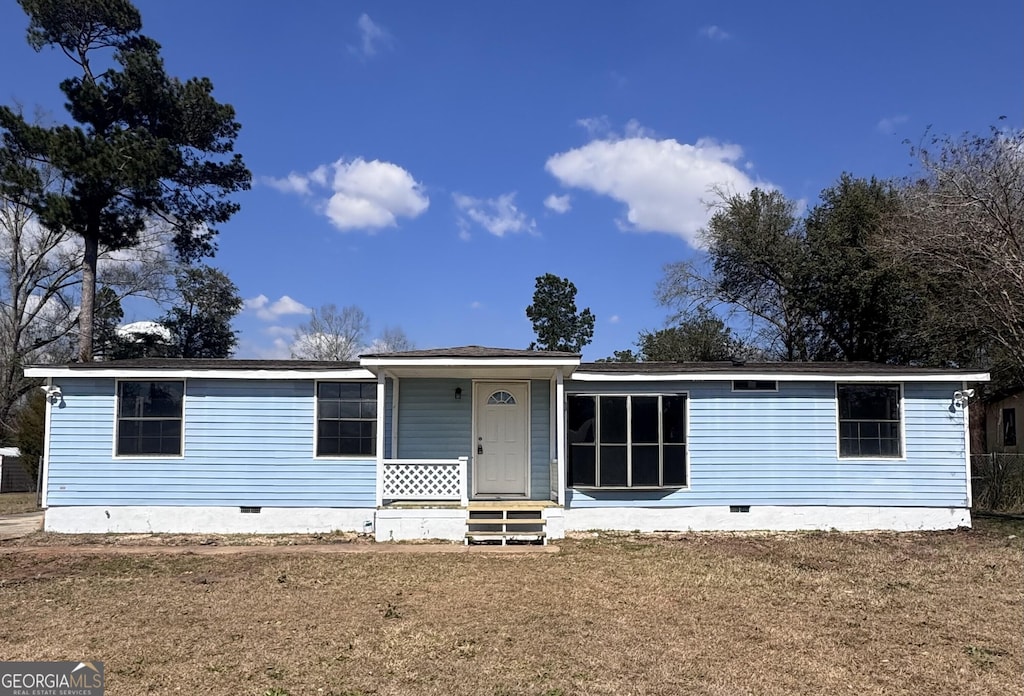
[890,125,1024,380]
[290,304,370,361]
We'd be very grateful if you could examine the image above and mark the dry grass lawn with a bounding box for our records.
[0,492,38,515]
[1,521,1021,696]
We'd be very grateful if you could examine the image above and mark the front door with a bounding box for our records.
[474,382,529,497]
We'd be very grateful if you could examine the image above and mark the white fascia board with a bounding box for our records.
[569,371,991,383]
[360,357,580,369]
[23,367,377,380]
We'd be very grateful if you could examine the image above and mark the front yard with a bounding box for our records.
[1,522,1021,696]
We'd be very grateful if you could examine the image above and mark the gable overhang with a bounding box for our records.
[24,366,377,380]
[360,356,581,380]
[570,370,991,383]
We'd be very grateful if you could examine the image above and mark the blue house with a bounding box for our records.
[26,347,988,541]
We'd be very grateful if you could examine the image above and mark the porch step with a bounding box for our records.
[466,506,546,546]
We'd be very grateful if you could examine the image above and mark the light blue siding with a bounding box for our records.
[47,378,375,507]
[566,380,969,508]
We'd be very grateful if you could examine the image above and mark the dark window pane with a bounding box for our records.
[1003,408,1017,446]
[569,445,596,486]
[318,382,341,399]
[631,397,659,443]
[360,421,376,439]
[663,446,687,486]
[632,445,660,485]
[879,437,900,457]
[337,383,363,399]
[733,380,777,391]
[362,400,377,419]
[568,396,596,444]
[360,383,377,399]
[838,385,899,420]
[336,401,361,418]
[338,421,361,437]
[663,395,687,444]
[318,421,340,438]
[599,446,627,485]
[319,401,340,419]
[601,397,627,444]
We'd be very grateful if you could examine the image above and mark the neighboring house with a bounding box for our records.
[0,447,33,493]
[982,389,1024,454]
[25,347,988,540]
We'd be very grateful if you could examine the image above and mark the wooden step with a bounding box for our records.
[465,506,546,545]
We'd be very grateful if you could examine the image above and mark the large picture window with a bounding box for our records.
[837,384,901,457]
[116,381,184,456]
[317,382,376,456]
[567,394,687,488]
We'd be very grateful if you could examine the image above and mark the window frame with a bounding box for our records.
[1002,407,1017,447]
[731,380,778,392]
[566,392,689,490]
[113,379,186,459]
[314,380,378,459]
[835,382,905,460]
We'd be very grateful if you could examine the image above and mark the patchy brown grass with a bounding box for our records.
[0,492,38,515]
[1,522,1021,696]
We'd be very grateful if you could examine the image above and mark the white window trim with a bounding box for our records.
[112,378,187,459]
[567,391,691,490]
[313,379,379,460]
[835,382,907,461]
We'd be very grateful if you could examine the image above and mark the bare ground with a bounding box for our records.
[1,521,1021,696]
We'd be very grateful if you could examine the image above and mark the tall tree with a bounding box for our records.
[161,265,242,358]
[291,304,370,361]
[658,189,816,360]
[366,326,415,354]
[525,273,595,353]
[0,0,250,362]
[891,124,1024,384]
[638,309,744,362]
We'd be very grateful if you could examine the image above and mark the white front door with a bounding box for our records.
[474,382,529,497]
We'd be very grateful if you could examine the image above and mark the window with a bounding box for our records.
[567,394,687,488]
[732,380,777,392]
[1003,408,1017,447]
[487,390,516,405]
[317,382,376,456]
[837,384,901,457]
[116,381,184,456]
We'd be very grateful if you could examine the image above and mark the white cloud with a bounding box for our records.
[350,13,393,59]
[544,194,572,214]
[265,157,430,232]
[608,315,621,324]
[262,172,312,196]
[577,116,612,138]
[453,192,536,237]
[699,25,732,40]
[245,294,312,321]
[545,126,770,247]
[876,114,909,134]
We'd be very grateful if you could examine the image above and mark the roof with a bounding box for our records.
[360,345,579,359]
[572,360,989,383]
[41,358,359,371]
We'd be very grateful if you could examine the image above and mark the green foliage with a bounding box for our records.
[525,273,595,353]
[8,388,45,483]
[0,0,250,361]
[659,177,920,364]
[161,265,242,358]
[638,309,742,362]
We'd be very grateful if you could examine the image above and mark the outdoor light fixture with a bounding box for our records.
[455,387,462,401]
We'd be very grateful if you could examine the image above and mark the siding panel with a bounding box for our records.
[47,378,375,507]
[566,380,969,508]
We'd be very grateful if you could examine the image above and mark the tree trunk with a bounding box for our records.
[78,233,99,362]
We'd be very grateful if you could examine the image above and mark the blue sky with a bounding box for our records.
[1,1,1021,360]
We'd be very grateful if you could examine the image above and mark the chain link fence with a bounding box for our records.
[971,454,1024,513]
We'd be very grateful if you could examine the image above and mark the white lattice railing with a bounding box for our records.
[379,457,469,506]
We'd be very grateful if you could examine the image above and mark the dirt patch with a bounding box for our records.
[1,521,1021,695]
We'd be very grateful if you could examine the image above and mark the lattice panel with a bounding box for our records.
[383,463,460,500]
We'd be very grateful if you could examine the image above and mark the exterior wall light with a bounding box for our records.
[455,387,463,401]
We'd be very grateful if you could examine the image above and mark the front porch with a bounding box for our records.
[374,456,564,543]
